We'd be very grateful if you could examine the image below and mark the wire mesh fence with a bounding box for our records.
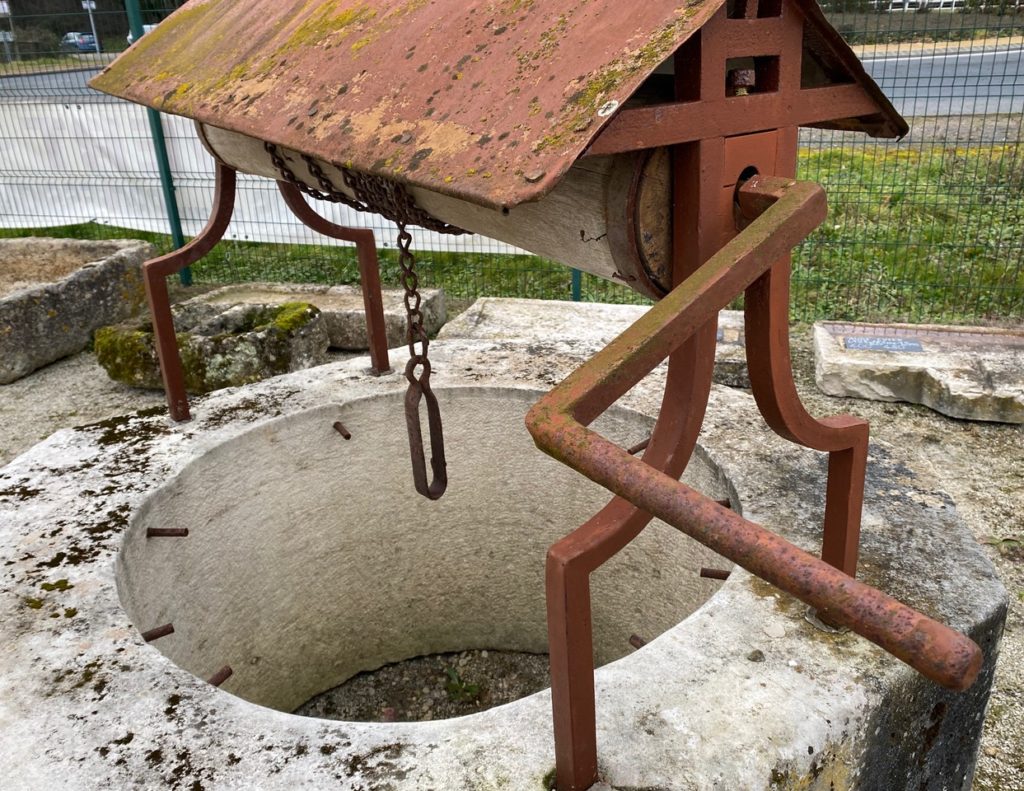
[0,0,1021,323]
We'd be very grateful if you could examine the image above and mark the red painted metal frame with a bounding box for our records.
[277,182,392,377]
[530,12,898,786]
[143,163,391,422]
[528,177,983,791]
[584,84,880,157]
[144,162,237,422]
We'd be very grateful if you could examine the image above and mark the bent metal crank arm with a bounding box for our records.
[526,175,982,691]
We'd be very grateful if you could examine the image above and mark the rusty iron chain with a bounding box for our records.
[265,140,457,499]
[395,223,447,499]
[264,142,367,212]
[338,167,465,236]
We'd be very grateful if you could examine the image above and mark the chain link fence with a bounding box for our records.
[1,0,1021,322]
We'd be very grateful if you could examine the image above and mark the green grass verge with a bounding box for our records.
[2,144,1021,323]
[795,143,1023,322]
[823,10,1023,45]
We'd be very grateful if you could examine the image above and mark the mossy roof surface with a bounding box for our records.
[91,0,901,210]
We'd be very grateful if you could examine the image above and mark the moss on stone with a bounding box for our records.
[262,302,320,334]
[94,325,158,388]
[94,301,324,395]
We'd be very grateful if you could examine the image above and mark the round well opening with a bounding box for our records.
[119,388,729,718]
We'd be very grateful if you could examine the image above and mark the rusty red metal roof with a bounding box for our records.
[91,0,903,211]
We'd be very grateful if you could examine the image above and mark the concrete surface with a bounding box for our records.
[440,298,749,387]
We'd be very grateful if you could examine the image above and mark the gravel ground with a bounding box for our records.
[0,319,1019,788]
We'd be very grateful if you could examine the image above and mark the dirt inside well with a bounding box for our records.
[294,648,552,722]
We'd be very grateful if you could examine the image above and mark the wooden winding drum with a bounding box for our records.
[198,123,674,298]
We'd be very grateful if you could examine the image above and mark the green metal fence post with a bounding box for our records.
[125,0,191,285]
[571,269,582,302]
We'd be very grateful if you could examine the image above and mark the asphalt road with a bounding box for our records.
[861,44,1024,116]
[0,45,1022,117]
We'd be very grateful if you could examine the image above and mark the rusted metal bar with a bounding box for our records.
[528,177,983,693]
[143,162,237,422]
[626,437,650,456]
[628,634,647,650]
[333,421,352,440]
[208,666,233,687]
[146,528,189,538]
[141,623,174,642]
[277,182,391,376]
[700,567,731,580]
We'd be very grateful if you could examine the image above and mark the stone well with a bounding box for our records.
[0,302,1007,790]
[0,238,152,384]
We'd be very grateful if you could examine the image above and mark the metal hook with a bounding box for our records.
[404,357,447,500]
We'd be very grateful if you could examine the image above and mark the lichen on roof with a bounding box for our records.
[90,0,902,210]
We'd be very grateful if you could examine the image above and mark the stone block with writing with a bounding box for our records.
[814,321,1024,424]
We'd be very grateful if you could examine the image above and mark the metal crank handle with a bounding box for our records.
[537,418,983,690]
[404,361,448,500]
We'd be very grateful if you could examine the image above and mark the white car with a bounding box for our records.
[126,23,157,45]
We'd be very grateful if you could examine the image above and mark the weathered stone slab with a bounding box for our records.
[440,297,750,386]
[815,321,1024,423]
[95,301,329,394]
[0,238,152,384]
[0,323,1005,790]
[189,282,446,350]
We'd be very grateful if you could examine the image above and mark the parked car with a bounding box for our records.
[126,24,158,45]
[59,32,98,53]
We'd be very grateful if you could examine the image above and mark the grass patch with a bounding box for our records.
[2,144,1021,323]
[0,52,119,78]
[794,143,1023,322]
[823,9,1022,46]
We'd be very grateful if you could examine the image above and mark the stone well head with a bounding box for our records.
[0,326,1007,790]
[119,387,727,715]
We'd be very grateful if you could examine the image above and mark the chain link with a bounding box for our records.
[265,140,453,499]
[339,167,464,236]
[265,142,362,211]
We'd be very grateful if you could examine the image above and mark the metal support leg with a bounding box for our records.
[743,259,868,577]
[546,348,715,791]
[545,132,724,791]
[143,163,237,422]
[277,182,392,375]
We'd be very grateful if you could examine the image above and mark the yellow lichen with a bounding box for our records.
[350,35,374,53]
[283,3,377,54]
